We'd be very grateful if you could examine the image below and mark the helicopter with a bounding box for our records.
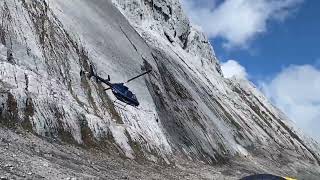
[80,64,152,107]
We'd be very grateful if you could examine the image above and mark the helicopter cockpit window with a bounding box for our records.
[116,84,129,93]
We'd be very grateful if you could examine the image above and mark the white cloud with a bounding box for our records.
[221,60,248,79]
[181,0,303,48]
[261,65,320,141]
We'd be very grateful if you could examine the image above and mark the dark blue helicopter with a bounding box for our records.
[80,65,151,107]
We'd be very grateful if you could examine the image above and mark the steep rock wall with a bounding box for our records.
[0,0,319,170]
[0,0,171,162]
[112,0,320,165]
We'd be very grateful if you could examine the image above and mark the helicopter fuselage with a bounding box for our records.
[83,64,150,107]
[95,76,139,107]
[112,83,139,107]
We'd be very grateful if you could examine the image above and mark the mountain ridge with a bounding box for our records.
[0,0,319,178]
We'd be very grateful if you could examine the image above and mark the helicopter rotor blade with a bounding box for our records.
[126,70,152,83]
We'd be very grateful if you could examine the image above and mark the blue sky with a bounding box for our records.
[182,0,320,141]
[213,0,320,82]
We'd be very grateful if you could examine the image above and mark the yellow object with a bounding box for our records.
[284,177,297,180]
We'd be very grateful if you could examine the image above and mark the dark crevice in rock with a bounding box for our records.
[0,26,6,45]
[24,73,29,91]
[178,30,190,49]
[164,31,173,43]
[0,93,18,128]
[167,5,172,15]
[144,0,154,11]
[22,97,34,132]
[79,115,97,147]
[153,4,170,22]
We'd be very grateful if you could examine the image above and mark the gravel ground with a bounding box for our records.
[0,127,319,180]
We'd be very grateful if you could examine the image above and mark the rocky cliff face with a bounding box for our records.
[111,0,320,163]
[112,0,222,74]
[0,0,320,178]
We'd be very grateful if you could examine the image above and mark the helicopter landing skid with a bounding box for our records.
[113,100,127,110]
[112,99,143,111]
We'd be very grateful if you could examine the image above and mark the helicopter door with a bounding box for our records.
[127,91,133,98]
